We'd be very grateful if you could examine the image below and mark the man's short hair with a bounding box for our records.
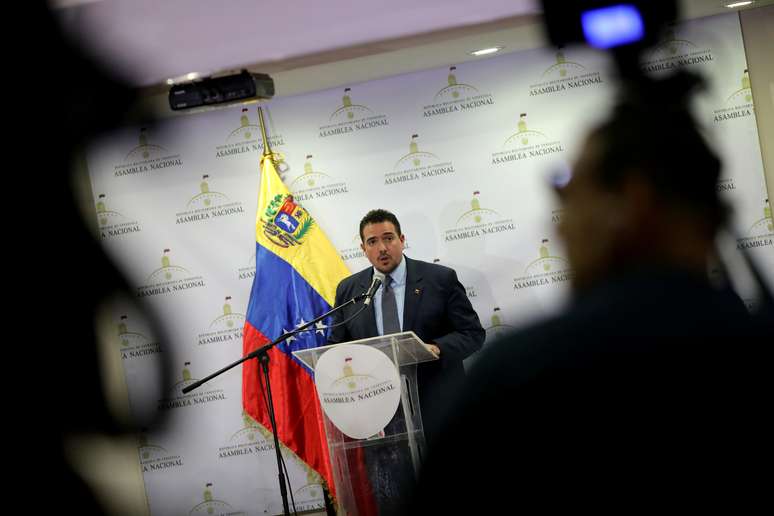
[359,209,402,241]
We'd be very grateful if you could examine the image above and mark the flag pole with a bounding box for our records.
[254,102,292,516]
[257,105,277,160]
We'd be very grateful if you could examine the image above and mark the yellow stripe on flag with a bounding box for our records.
[255,155,351,306]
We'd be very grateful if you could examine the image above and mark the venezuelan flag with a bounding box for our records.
[243,152,372,511]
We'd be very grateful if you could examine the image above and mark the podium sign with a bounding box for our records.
[314,344,402,439]
[294,331,438,515]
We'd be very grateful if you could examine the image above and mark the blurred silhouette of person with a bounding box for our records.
[411,71,771,513]
[11,3,169,513]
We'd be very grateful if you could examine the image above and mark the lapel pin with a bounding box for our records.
[415,288,421,295]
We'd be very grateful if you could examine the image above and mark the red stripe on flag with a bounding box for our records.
[243,323,378,515]
[242,322,334,496]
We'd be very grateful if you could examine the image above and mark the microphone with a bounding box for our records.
[363,272,384,305]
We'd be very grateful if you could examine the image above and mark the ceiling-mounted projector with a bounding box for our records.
[168,70,274,110]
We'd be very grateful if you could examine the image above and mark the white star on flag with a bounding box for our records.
[315,321,327,335]
[281,329,297,343]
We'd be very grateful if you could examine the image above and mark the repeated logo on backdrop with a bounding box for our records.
[96,194,142,238]
[491,113,565,165]
[338,234,367,269]
[385,134,455,185]
[713,69,755,124]
[290,468,326,512]
[237,250,256,281]
[114,128,183,177]
[513,239,573,291]
[422,66,495,117]
[117,315,161,360]
[216,107,286,158]
[136,249,206,298]
[319,87,389,137]
[157,362,227,411]
[641,26,714,74]
[290,154,349,201]
[196,297,245,347]
[138,430,184,473]
[217,411,275,460]
[737,199,774,251]
[188,483,245,516]
[528,48,603,97]
[252,462,326,513]
[174,174,245,224]
[216,415,327,512]
[443,191,516,242]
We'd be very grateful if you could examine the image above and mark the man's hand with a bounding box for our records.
[426,343,441,356]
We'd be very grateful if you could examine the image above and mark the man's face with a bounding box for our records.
[361,221,405,274]
[557,134,627,291]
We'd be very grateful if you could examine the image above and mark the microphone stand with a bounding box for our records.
[182,288,376,516]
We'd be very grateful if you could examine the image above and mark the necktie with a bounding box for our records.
[381,274,401,334]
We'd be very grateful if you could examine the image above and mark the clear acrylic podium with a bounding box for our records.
[293,331,438,515]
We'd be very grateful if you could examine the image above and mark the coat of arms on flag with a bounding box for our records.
[262,193,315,248]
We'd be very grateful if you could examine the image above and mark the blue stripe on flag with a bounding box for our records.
[246,243,334,370]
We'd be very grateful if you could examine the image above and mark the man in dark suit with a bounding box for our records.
[328,209,485,446]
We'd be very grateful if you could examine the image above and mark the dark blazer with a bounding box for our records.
[328,255,485,443]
